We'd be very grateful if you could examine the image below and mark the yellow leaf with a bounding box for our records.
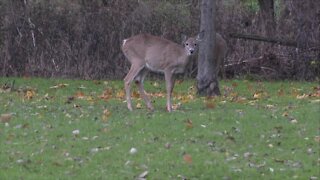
[310,99,320,103]
[102,109,111,122]
[172,103,181,110]
[149,92,165,98]
[49,83,69,89]
[152,82,159,87]
[86,96,95,102]
[312,86,320,97]
[253,92,262,99]
[266,104,275,109]
[185,119,193,129]
[296,94,308,99]
[25,90,35,99]
[290,119,298,124]
[132,91,140,98]
[282,111,289,117]
[100,88,113,100]
[188,85,196,95]
[115,90,125,99]
[136,103,142,109]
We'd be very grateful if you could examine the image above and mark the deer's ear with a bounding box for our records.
[181,34,187,44]
[196,31,205,41]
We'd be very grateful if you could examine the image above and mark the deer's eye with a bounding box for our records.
[194,44,197,46]
[186,43,189,46]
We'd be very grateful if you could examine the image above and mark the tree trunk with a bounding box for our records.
[197,0,220,96]
[258,0,275,37]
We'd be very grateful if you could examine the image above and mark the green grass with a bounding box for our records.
[0,77,319,179]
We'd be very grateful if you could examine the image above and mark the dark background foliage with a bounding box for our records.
[0,0,319,80]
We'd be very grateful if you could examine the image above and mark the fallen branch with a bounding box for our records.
[229,33,320,51]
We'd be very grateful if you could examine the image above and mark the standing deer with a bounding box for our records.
[212,33,228,79]
[121,32,227,112]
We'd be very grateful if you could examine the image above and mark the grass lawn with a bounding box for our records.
[0,77,319,179]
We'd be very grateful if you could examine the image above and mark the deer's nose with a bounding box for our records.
[190,50,194,54]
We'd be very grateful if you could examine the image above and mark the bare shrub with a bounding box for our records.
[0,0,318,80]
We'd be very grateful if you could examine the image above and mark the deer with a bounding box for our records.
[121,32,227,112]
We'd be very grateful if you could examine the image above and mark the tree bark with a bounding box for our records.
[197,0,220,96]
[258,0,275,37]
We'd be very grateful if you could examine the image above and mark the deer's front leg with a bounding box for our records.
[164,70,175,112]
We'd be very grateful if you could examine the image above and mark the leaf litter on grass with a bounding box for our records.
[0,78,319,179]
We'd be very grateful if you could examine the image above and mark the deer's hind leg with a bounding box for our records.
[134,68,153,111]
[124,63,145,111]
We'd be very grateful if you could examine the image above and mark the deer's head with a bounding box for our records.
[182,31,204,55]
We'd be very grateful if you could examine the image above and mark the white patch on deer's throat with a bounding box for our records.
[185,47,194,56]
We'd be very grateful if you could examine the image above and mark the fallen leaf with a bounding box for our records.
[185,119,193,129]
[243,152,253,159]
[311,86,320,97]
[188,85,196,95]
[164,142,171,149]
[129,147,137,154]
[206,102,216,109]
[183,154,192,164]
[234,96,247,103]
[223,85,234,97]
[0,113,12,123]
[72,129,80,136]
[296,94,308,99]
[66,96,75,104]
[152,81,159,87]
[137,171,148,179]
[282,111,289,117]
[268,144,273,148]
[175,94,194,103]
[25,90,35,99]
[75,91,85,99]
[78,85,86,89]
[90,148,99,154]
[132,91,140,98]
[310,99,320,103]
[115,90,125,99]
[136,103,142,109]
[266,104,275,109]
[73,104,81,108]
[93,80,101,85]
[253,92,262,99]
[49,83,69,89]
[102,109,111,122]
[100,88,113,100]
[172,102,181,110]
[290,119,298,124]
[148,92,165,98]
[277,89,284,96]
[176,79,184,84]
